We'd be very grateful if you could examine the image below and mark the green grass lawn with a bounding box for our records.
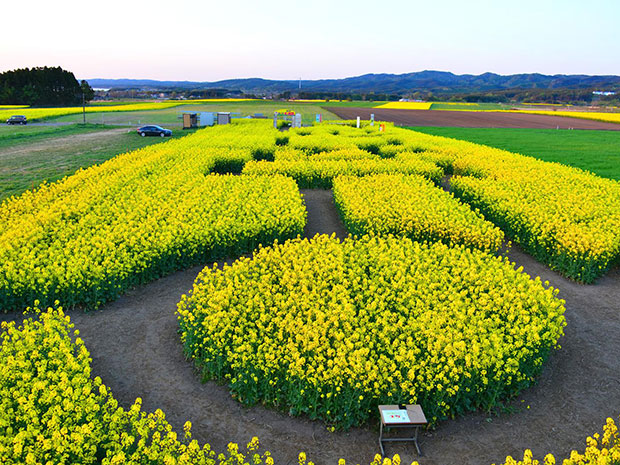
[0,125,193,202]
[407,126,620,181]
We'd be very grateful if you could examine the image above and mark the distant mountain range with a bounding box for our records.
[87,71,620,94]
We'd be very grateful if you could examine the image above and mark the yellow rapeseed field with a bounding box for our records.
[513,110,620,125]
[374,102,433,110]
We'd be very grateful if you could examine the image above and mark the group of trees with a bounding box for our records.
[0,67,94,106]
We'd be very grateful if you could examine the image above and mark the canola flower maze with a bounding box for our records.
[0,118,620,464]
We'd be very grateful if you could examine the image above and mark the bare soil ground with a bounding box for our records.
[325,107,620,130]
[2,190,620,465]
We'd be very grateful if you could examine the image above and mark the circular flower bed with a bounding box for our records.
[178,235,566,429]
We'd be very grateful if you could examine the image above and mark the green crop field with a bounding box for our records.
[408,126,620,181]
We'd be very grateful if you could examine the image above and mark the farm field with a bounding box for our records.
[1,120,619,465]
[408,127,620,181]
[0,123,190,201]
[326,107,620,130]
[429,102,507,110]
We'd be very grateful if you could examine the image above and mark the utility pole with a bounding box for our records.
[82,89,86,124]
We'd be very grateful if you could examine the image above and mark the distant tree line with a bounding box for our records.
[407,88,620,106]
[280,91,400,101]
[0,67,94,106]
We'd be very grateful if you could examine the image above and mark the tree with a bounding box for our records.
[80,80,95,103]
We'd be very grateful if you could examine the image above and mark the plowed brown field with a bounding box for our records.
[325,107,620,130]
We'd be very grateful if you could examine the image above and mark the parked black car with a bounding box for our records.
[137,125,172,137]
[6,115,27,125]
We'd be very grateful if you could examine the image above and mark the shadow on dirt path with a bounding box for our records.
[2,189,620,465]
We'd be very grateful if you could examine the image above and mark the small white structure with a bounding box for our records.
[217,112,231,125]
[199,112,214,127]
[292,113,302,128]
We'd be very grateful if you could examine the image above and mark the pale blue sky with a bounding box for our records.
[1,0,619,81]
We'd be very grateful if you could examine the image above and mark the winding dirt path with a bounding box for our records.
[3,190,620,465]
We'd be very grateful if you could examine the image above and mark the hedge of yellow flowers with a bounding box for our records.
[0,123,306,311]
[178,234,566,429]
[0,307,277,464]
[333,174,504,253]
[497,416,619,465]
[448,149,620,283]
[242,157,442,188]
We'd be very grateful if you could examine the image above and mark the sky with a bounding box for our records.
[1,0,619,81]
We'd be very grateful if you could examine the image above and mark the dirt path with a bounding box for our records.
[325,107,620,130]
[0,128,129,159]
[301,189,347,239]
[2,190,620,465]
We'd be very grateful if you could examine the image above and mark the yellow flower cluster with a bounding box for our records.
[374,102,433,110]
[178,234,566,429]
[0,122,306,311]
[333,174,504,253]
[498,416,620,465]
[0,307,275,464]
